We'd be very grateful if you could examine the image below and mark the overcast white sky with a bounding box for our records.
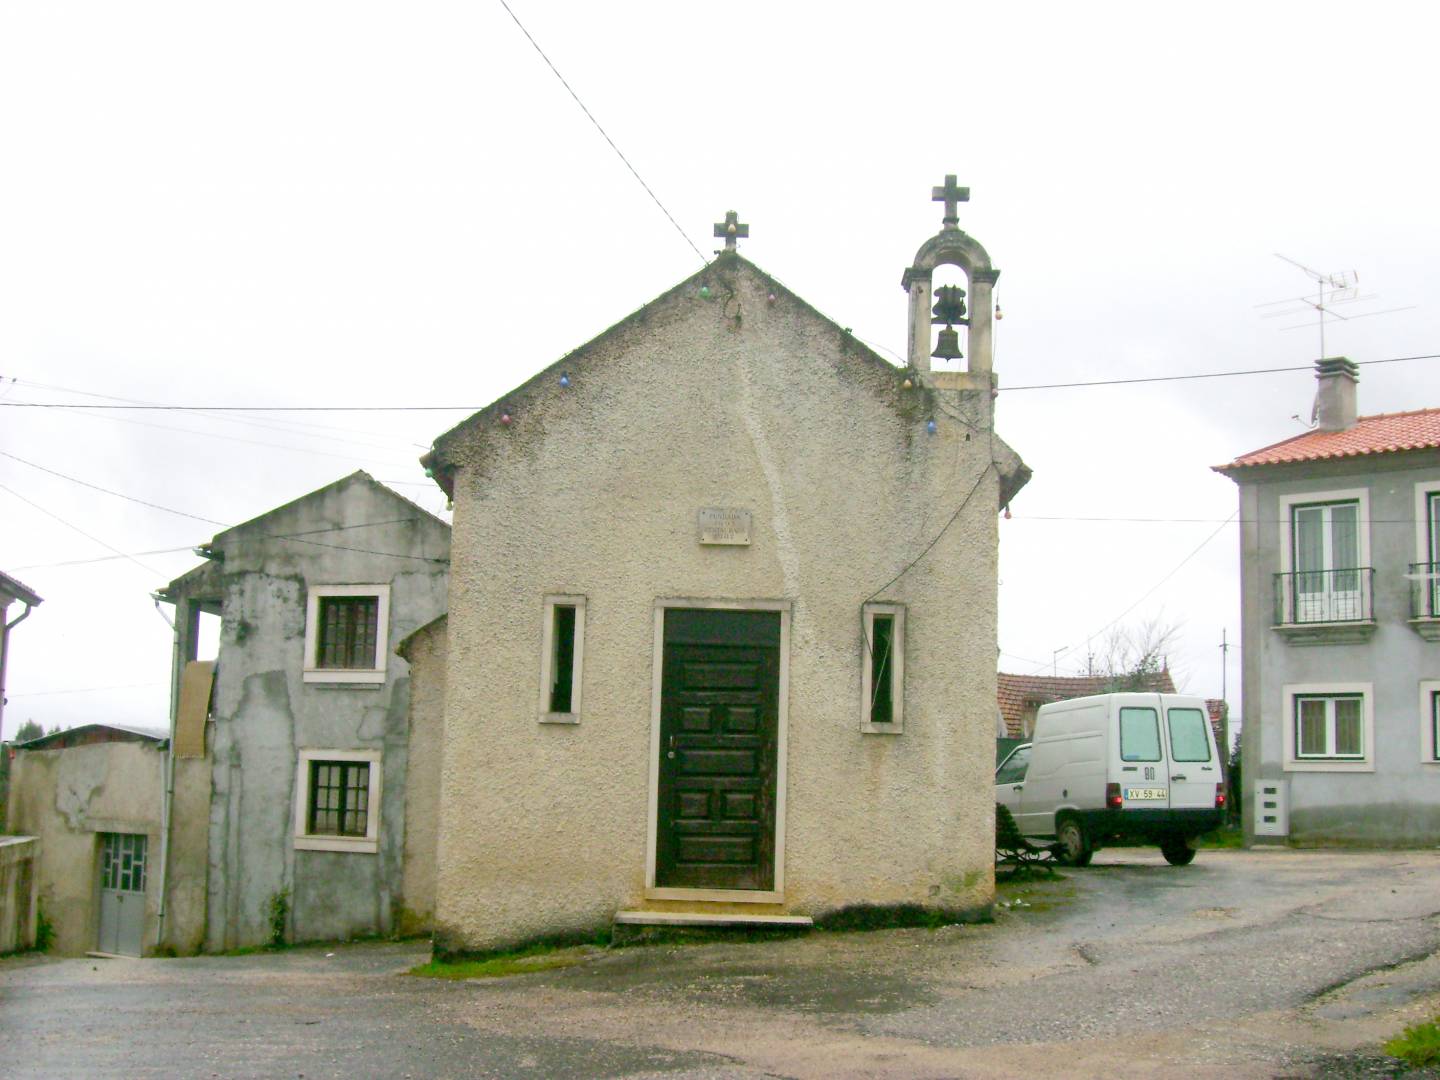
[2,1,1436,741]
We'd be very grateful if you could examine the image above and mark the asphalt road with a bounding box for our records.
[4,848,1440,1079]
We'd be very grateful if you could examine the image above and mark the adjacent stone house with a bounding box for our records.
[5,724,167,956]
[156,471,450,952]
[417,186,1030,955]
[1217,359,1440,844]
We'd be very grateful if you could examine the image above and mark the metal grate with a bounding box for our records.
[317,596,379,669]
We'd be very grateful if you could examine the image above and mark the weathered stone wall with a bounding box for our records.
[0,836,38,952]
[432,257,1012,953]
[397,615,447,934]
[197,476,450,950]
[5,742,163,955]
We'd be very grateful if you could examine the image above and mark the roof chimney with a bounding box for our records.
[1313,357,1359,432]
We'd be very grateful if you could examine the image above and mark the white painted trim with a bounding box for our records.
[1415,482,1440,566]
[614,911,811,927]
[860,602,905,734]
[293,748,382,853]
[1281,682,1375,772]
[1278,488,1371,575]
[538,594,586,724]
[302,584,390,685]
[1421,681,1440,765]
[644,598,791,901]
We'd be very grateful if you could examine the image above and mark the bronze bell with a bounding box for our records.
[932,327,964,361]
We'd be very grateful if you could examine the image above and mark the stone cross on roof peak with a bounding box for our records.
[713,210,749,252]
[932,174,969,229]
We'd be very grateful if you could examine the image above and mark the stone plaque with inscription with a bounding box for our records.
[697,508,752,546]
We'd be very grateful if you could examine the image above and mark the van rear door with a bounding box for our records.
[1116,700,1169,808]
[1164,703,1220,810]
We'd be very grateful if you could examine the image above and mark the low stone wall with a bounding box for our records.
[0,836,38,952]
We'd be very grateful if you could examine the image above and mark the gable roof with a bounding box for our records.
[421,251,1031,507]
[997,669,1178,738]
[212,470,450,544]
[1215,408,1440,473]
[11,723,167,751]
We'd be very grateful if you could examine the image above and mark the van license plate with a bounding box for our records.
[1125,787,1168,800]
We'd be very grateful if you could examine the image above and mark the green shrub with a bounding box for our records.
[1384,1017,1440,1068]
[33,900,54,952]
[266,888,290,949]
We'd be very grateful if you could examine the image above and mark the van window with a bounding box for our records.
[1167,708,1212,762]
[1119,707,1161,761]
[996,745,1030,785]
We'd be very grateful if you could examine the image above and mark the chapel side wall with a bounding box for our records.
[433,262,1002,954]
[1245,453,1440,844]
[398,617,447,934]
[161,751,212,954]
[6,743,164,955]
[203,479,450,951]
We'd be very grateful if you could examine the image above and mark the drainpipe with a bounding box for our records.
[0,599,38,742]
[152,595,181,950]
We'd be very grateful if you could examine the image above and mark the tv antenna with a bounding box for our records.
[1256,254,1414,359]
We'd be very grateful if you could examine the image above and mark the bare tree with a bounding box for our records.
[1090,614,1184,692]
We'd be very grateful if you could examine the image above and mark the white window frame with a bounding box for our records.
[1278,489,1370,624]
[538,594,586,724]
[860,602,906,734]
[293,748,382,853]
[1421,681,1440,765]
[1415,482,1440,618]
[1282,682,1374,772]
[302,584,390,685]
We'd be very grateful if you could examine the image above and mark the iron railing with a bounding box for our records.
[1411,562,1440,619]
[1273,567,1374,625]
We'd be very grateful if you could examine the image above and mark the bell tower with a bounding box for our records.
[901,175,1000,384]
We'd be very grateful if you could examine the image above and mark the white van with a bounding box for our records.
[994,693,1225,866]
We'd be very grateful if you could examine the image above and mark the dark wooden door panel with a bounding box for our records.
[657,609,780,891]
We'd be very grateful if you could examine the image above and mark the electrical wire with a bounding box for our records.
[1,450,231,526]
[494,0,707,266]
[0,481,167,577]
[865,463,994,602]
[5,351,1432,412]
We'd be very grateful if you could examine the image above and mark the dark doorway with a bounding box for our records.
[656,608,781,891]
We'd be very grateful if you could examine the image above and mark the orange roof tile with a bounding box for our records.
[1216,408,1440,471]
[996,670,1177,739]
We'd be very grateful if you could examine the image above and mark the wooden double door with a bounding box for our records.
[656,608,780,892]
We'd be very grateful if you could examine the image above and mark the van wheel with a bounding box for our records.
[1161,835,1197,866]
[1056,818,1093,867]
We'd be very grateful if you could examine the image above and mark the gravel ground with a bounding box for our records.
[3,847,1440,1078]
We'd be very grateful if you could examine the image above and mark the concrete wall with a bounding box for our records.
[397,615,447,934]
[1236,451,1440,843]
[180,475,450,951]
[0,836,38,952]
[5,742,164,955]
[430,257,1016,953]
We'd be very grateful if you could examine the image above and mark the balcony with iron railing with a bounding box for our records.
[1272,568,1376,644]
[1409,562,1440,641]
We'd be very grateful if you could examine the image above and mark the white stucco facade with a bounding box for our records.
[424,249,1028,955]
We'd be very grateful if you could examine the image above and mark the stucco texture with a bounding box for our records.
[5,741,163,955]
[168,473,450,950]
[397,615,447,933]
[428,255,1023,953]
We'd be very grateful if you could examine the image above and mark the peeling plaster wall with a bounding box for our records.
[1236,452,1440,844]
[433,259,1012,953]
[398,616,447,934]
[5,742,163,955]
[198,477,450,951]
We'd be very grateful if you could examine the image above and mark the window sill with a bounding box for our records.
[539,712,580,725]
[303,669,386,686]
[1271,621,1376,646]
[1408,618,1440,643]
[294,835,379,854]
[1282,759,1374,773]
[644,886,784,904]
[860,722,903,735]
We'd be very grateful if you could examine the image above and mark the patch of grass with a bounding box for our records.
[813,902,989,933]
[410,942,603,980]
[1384,1016,1440,1068]
[1196,826,1244,849]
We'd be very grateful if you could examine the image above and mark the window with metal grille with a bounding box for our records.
[307,760,370,837]
[100,833,147,893]
[316,596,379,670]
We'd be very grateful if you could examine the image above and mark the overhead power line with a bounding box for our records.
[3,353,1431,413]
[1,450,230,525]
[0,481,167,577]
[495,0,707,266]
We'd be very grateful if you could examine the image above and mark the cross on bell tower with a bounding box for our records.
[713,210,749,252]
[931,174,969,229]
